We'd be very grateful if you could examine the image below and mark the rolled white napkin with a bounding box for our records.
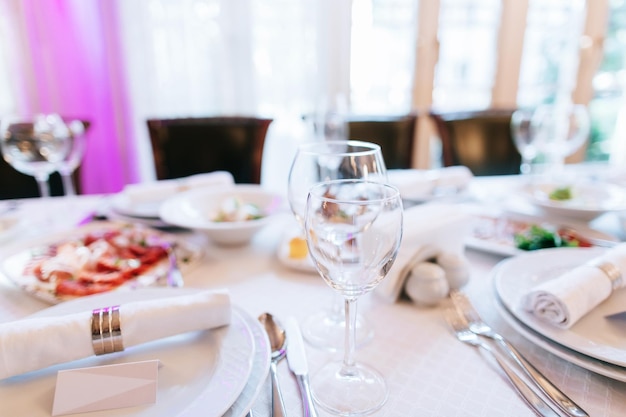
[522,244,626,329]
[0,289,231,380]
[123,171,235,205]
[375,203,471,302]
[388,166,473,201]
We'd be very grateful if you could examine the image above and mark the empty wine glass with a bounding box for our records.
[56,120,87,196]
[510,109,537,175]
[305,179,403,416]
[530,102,590,180]
[288,140,387,350]
[0,114,73,198]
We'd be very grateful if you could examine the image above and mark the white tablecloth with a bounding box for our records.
[0,177,625,417]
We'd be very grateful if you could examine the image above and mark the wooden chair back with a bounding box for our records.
[347,114,418,169]
[146,116,273,184]
[430,109,521,176]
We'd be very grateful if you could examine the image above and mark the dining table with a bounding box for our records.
[1,169,626,417]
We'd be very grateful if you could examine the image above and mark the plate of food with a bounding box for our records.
[520,181,626,222]
[0,222,203,304]
[466,209,619,257]
[159,184,283,246]
[276,232,317,273]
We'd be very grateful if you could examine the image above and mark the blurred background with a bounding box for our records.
[0,0,624,194]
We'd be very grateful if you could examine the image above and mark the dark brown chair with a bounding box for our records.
[347,114,418,169]
[430,109,521,176]
[0,120,89,199]
[146,117,272,184]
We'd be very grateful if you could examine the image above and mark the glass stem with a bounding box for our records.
[343,296,357,370]
[35,176,50,198]
[60,172,77,196]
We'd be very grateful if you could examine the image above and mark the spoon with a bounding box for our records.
[259,312,287,417]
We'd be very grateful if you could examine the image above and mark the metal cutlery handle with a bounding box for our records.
[295,374,318,417]
[270,361,286,417]
[495,337,588,417]
[450,290,589,417]
[484,343,560,417]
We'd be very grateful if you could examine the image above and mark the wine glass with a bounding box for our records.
[309,92,349,142]
[530,102,590,180]
[56,120,87,196]
[305,179,403,415]
[510,109,537,175]
[0,114,73,198]
[287,140,387,350]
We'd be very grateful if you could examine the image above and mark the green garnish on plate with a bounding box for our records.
[514,225,579,251]
[548,186,573,201]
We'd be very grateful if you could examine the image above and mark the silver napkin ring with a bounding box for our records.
[91,306,124,355]
[588,260,623,290]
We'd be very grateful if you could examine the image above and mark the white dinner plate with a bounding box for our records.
[0,221,204,304]
[494,294,626,382]
[520,181,626,222]
[493,247,626,367]
[110,192,163,220]
[223,307,270,417]
[0,288,257,417]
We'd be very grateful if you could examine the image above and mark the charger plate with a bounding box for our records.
[0,288,258,417]
[493,247,626,367]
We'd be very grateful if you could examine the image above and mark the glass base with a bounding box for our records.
[302,309,373,351]
[311,360,388,416]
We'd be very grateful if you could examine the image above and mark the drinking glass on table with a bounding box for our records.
[510,108,537,175]
[530,102,590,180]
[305,179,403,416]
[0,114,72,198]
[287,140,387,350]
[56,120,87,196]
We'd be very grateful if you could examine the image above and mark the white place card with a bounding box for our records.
[52,360,159,416]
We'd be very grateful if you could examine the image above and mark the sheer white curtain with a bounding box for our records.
[117,0,355,193]
[0,0,418,194]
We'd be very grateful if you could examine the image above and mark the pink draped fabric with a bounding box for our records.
[14,0,138,194]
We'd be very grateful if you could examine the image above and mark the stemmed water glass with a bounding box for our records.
[510,108,537,175]
[287,140,388,350]
[305,179,403,416]
[56,120,87,196]
[530,102,590,180]
[0,114,73,198]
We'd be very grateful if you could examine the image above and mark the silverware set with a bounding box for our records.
[258,313,319,417]
[446,290,589,417]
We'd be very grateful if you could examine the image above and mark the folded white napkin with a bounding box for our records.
[123,171,235,204]
[0,289,231,379]
[522,244,626,328]
[375,203,471,302]
[387,166,473,201]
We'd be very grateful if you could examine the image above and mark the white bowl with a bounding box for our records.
[159,184,282,245]
[521,180,626,222]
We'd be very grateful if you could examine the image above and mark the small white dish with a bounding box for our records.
[493,247,626,367]
[521,181,626,222]
[276,232,317,273]
[0,288,261,417]
[159,184,282,246]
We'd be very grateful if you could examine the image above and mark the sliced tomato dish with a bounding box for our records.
[23,224,168,298]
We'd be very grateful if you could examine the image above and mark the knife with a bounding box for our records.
[285,317,319,417]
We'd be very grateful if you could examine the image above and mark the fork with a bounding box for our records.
[443,307,561,417]
[450,290,588,417]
